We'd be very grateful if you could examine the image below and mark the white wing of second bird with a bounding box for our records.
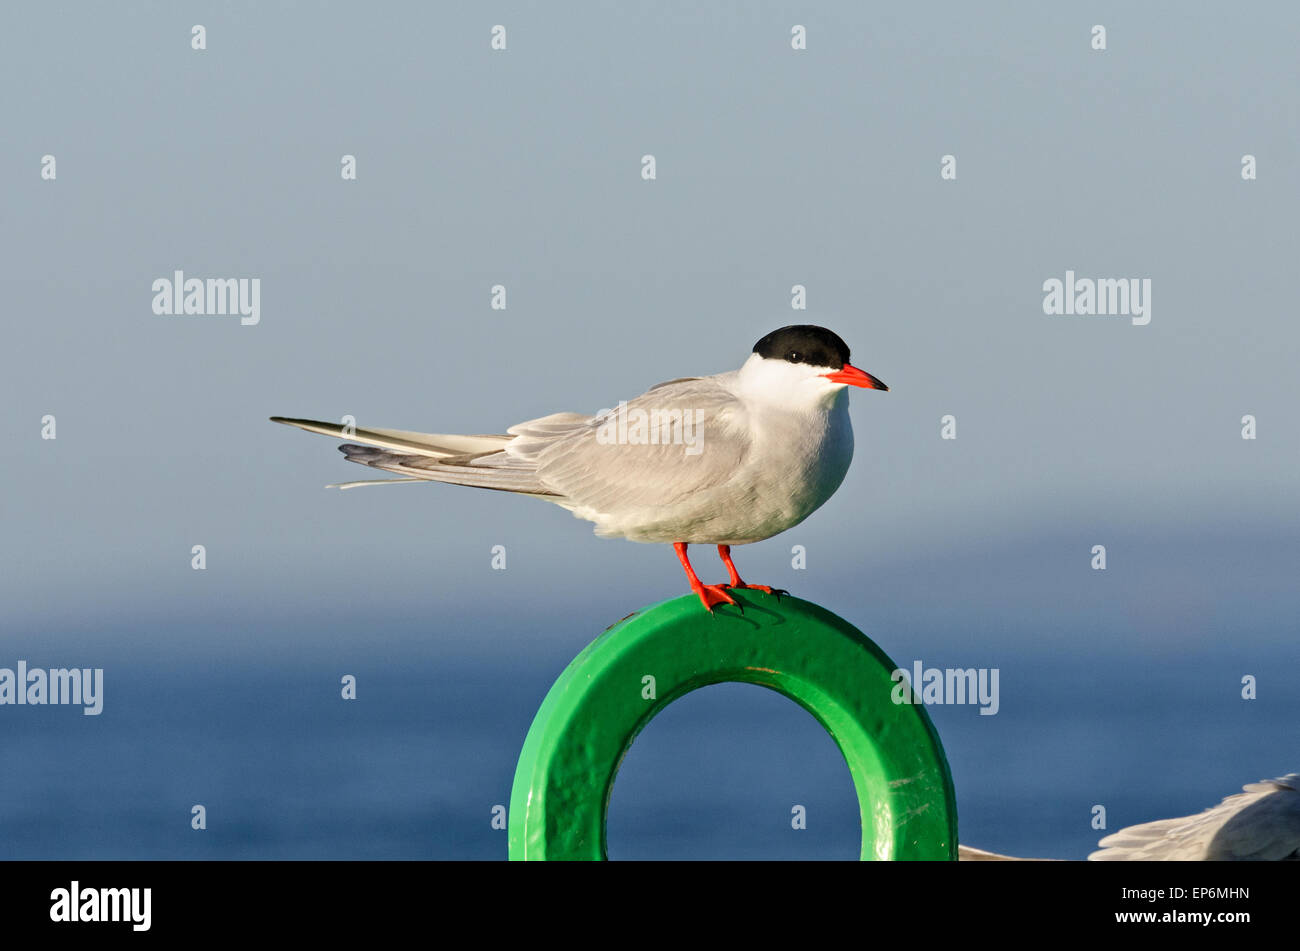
[1088,773,1300,861]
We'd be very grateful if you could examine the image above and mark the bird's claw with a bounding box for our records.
[692,583,742,614]
[723,583,787,599]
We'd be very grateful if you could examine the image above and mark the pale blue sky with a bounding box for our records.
[4,3,1295,660]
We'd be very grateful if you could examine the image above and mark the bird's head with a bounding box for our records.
[740,325,888,409]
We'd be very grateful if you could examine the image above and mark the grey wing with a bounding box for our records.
[511,376,750,510]
[1089,774,1300,861]
[312,375,750,510]
[1206,775,1300,860]
[325,412,589,495]
[1089,806,1232,861]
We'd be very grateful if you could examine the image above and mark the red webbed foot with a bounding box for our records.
[676,542,743,614]
[690,582,742,613]
[715,545,787,599]
[722,582,787,598]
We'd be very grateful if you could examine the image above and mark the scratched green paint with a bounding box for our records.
[508,592,957,860]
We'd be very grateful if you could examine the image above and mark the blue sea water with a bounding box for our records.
[1,639,1293,861]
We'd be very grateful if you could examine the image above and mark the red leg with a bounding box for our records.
[675,542,740,613]
[717,545,786,597]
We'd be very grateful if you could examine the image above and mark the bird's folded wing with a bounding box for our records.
[521,377,750,508]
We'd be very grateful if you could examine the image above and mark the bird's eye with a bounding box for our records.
[789,351,801,362]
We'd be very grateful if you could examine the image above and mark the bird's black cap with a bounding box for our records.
[752,325,851,370]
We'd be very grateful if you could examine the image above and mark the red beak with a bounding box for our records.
[822,364,888,391]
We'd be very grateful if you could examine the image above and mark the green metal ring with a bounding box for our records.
[508,591,957,860]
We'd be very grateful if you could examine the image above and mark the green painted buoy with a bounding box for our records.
[508,591,957,860]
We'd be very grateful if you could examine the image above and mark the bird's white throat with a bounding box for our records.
[733,353,852,412]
